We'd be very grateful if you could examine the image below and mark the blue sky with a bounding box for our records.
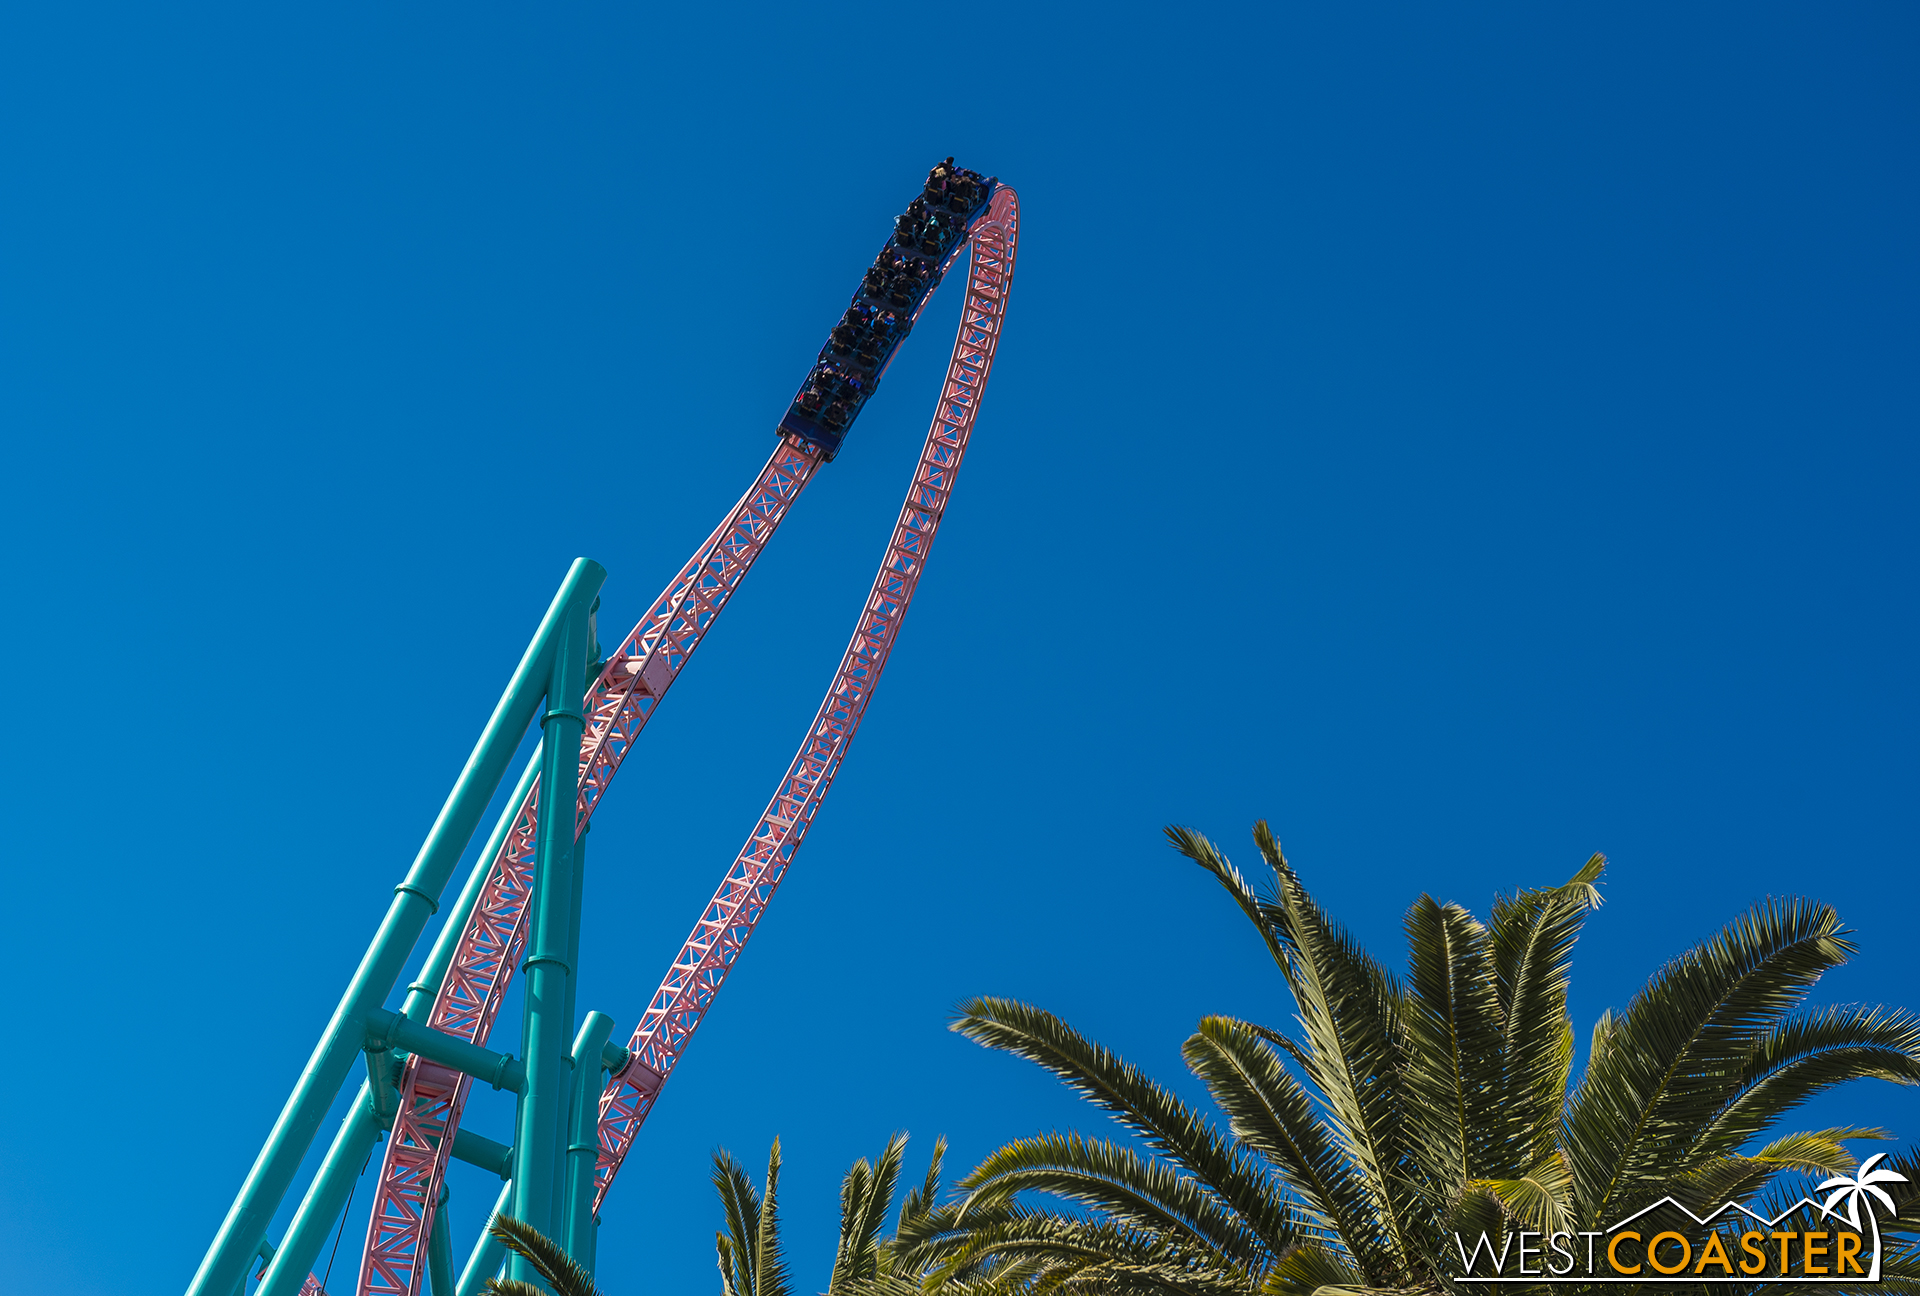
[2,4,1916,1295]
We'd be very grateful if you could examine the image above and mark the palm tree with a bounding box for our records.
[714,1132,952,1296]
[922,822,1920,1296]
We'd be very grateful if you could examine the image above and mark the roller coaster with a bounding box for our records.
[185,162,1020,1296]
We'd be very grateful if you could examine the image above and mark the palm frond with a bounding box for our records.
[757,1138,793,1296]
[1486,854,1602,1168]
[835,1134,909,1292]
[1750,1127,1888,1176]
[1246,822,1414,1278]
[1694,1005,1920,1158]
[718,1232,744,1296]
[715,1147,764,1296]
[485,1214,602,1296]
[900,1136,948,1236]
[932,1212,1258,1296]
[1399,897,1505,1188]
[1467,1151,1572,1236]
[484,1281,558,1296]
[1166,825,1291,979]
[961,1131,1273,1269]
[1181,1017,1374,1252]
[1563,896,1853,1222]
[1257,1242,1364,1296]
[953,996,1301,1257]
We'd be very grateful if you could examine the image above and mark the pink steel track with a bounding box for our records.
[591,185,1019,1211]
[352,185,1018,1296]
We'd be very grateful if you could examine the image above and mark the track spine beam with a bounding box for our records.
[588,186,1020,1212]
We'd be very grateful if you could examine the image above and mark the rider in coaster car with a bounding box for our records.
[896,199,928,246]
[918,214,958,256]
[819,362,865,398]
[830,320,864,354]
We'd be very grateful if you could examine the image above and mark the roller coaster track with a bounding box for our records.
[592,184,1018,1211]
[350,182,1018,1296]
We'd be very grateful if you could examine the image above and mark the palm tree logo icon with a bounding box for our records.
[1816,1152,1907,1281]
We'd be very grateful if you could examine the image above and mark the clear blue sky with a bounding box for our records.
[3,5,1915,1294]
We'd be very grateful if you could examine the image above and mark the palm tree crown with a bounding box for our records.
[921,822,1920,1296]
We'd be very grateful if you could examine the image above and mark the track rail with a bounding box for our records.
[591,184,1020,1210]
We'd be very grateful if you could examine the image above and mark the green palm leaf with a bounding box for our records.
[1487,854,1602,1170]
[834,1133,909,1292]
[483,1214,602,1296]
[954,996,1301,1258]
[1170,825,1412,1277]
[1694,1005,1920,1159]
[961,1132,1272,1268]
[1180,1016,1374,1254]
[756,1139,793,1296]
[1564,896,1854,1221]
[715,1147,765,1296]
[1400,897,1505,1188]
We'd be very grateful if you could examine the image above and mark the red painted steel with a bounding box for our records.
[353,442,821,1296]
[590,185,1021,1212]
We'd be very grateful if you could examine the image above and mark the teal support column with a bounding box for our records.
[189,559,605,1296]
[402,740,546,1021]
[259,739,543,1296]
[563,1011,616,1271]
[456,1180,514,1296]
[551,825,589,1232]
[428,1184,455,1296]
[507,582,591,1283]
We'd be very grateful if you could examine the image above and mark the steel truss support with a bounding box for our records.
[188,560,606,1296]
[258,744,544,1296]
[349,442,822,1296]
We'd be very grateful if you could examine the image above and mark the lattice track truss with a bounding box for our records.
[350,183,1017,1296]
[591,185,1021,1211]
[356,443,820,1296]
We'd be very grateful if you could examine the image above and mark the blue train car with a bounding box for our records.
[778,159,996,460]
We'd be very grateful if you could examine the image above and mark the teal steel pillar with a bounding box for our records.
[507,584,590,1282]
[551,824,589,1232]
[256,1086,379,1296]
[563,1011,616,1271]
[403,740,546,1020]
[427,1183,455,1296]
[258,744,542,1296]
[188,559,604,1296]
